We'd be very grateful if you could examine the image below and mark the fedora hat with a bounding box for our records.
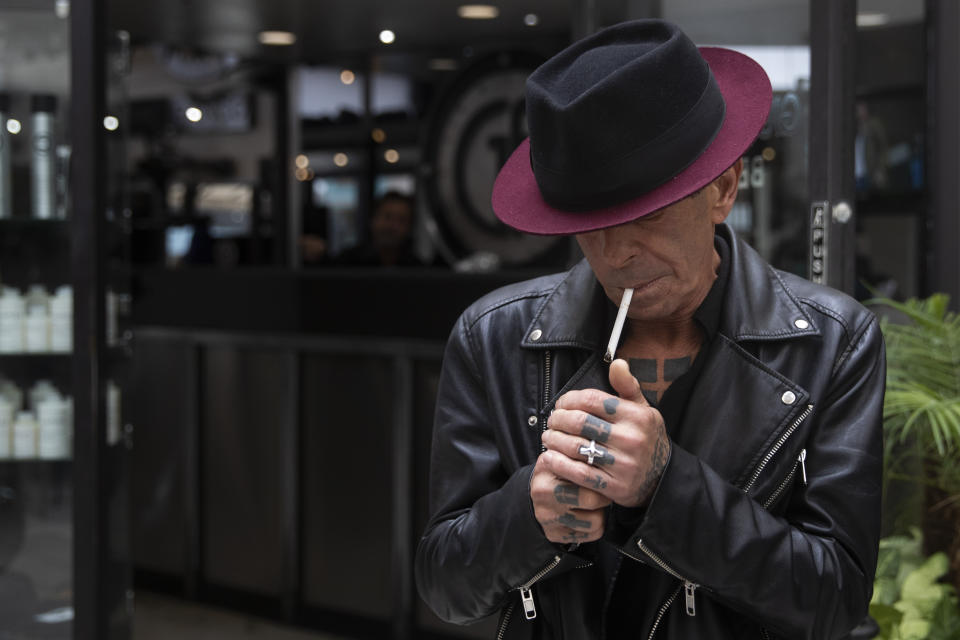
[491,19,772,235]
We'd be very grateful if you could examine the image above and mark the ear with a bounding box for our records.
[709,158,743,224]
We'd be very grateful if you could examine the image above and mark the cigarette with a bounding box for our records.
[604,288,634,363]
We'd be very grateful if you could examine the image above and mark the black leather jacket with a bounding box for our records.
[415,225,885,640]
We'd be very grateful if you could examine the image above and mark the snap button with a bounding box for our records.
[794,318,810,330]
[528,415,538,426]
[781,391,797,405]
[529,329,542,341]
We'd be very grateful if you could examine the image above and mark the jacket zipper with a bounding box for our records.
[496,602,516,640]
[742,404,813,493]
[635,541,699,616]
[646,585,682,640]
[539,350,553,453]
[763,449,808,509]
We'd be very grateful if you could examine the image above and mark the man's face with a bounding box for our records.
[371,199,413,249]
[575,178,733,323]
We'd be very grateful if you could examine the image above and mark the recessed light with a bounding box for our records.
[371,128,386,143]
[333,153,349,167]
[340,69,356,85]
[185,107,203,123]
[856,12,890,27]
[384,149,399,164]
[103,115,119,131]
[295,154,309,169]
[458,5,499,19]
[379,30,396,44]
[259,31,296,46]
[524,13,539,26]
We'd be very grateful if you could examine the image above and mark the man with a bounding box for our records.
[415,20,884,640]
[335,191,425,266]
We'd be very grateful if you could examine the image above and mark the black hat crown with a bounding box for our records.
[526,20,726,212]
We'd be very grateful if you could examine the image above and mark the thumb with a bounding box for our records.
[609,358,647,405]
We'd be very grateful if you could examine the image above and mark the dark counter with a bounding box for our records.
[128,267,561,640]
[131,267,553,339]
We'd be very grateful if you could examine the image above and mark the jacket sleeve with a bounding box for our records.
[414,313,563,625]
[627,315,885,640]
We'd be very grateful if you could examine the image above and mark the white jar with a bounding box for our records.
[0,380,22,413]
[0,395,13,458]
[12,411,37,459]
[29,380,58,410]
[0,288,24,353]
[37,397,68,459]
[49,286,72,353]
[24,307,49,352]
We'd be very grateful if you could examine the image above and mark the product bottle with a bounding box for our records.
[54,144,70,219]
[50,285,72,352]
[24,285,49,352]
[37,394,68,459]
[0,287,25,353]
[31,94,57,220]
[0,92,12,219]
[12,410,37,459]
[0,394,13,458]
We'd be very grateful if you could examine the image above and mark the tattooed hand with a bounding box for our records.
[530,455,612,544]
[540,359,671,508]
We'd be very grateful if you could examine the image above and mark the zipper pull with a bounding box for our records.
[799,449,808,485]
[684,582,697,616]
[520,586,537,620]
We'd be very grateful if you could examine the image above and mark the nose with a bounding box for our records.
[597,227,639,267]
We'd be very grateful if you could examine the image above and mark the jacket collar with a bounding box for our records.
[520,223,819,351]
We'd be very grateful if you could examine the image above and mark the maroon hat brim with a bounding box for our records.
[491,47,772,235]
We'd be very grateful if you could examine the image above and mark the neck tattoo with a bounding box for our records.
[628,355,693,405]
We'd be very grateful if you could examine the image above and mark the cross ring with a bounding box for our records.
[578,440,602,466]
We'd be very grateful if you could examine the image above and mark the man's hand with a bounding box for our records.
[540,359,671,508]
[530,457,612,544]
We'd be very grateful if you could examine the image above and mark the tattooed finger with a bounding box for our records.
[558,513,592,529]
[554,484,580,506]
[581,414,613,443]
[603,397,619,415]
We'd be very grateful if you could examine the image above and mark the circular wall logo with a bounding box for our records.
[424,52,561,266]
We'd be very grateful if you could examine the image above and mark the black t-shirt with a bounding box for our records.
[605,234,730,638]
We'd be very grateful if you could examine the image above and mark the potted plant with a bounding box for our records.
[869,293,960,638]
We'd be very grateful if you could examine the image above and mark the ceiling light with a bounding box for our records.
[103,116,119,131]
[295,167,309,181]
[258,31,297,46]
[384,149,399,164]
[379,30,396,44]
[185,107,203,123]
[295,154,309,169]
[856,12,890,27]
[458,5,499,19]
[333,153,349,167]
[371,128,386,143]
[340,70,356,85]
[6,119,22,135]
[524,13,539,26]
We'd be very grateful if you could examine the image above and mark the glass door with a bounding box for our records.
[0,3,75,638]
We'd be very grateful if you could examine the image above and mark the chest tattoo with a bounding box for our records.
[628,356,693,404]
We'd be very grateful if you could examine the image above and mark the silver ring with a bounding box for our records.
[578,440,602,466]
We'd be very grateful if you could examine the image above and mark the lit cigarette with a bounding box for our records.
[604,288,634,363]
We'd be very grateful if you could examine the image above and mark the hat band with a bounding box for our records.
[531,73,726,213]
